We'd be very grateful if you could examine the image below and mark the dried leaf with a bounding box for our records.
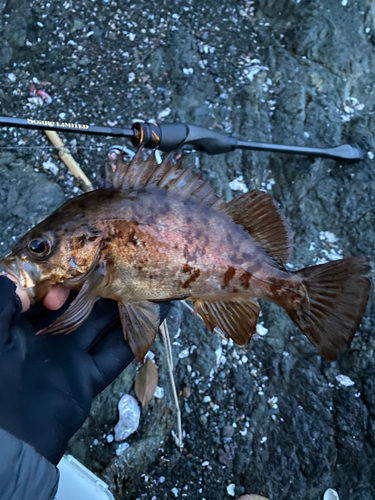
[134,357,159,407]
[237,496,269,500]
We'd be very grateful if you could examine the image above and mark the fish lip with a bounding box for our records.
[1,256,38,298]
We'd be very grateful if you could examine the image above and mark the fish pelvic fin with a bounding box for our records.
[37,265,106,335]
[287,256,371,361]
[118,300,160,363]
[193,296,260,346]
[105,148,227,209]
[225,190,293,266]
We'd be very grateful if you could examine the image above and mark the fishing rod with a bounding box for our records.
[0,115,362,161]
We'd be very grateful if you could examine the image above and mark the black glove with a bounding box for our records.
[0,276,170,465]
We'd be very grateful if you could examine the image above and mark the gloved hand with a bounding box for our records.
[0,276,170,465]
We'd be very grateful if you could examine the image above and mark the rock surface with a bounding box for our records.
[0,1,374,499]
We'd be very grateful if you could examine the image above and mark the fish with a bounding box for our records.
[1,149,371,362]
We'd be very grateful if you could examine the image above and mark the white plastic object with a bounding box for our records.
[56,455,114,500]
[114,394,141,441]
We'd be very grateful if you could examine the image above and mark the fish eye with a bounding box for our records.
[28,238,51,257]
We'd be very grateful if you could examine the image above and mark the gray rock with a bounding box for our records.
[72,18,84,32]
[0,0,374,499]
[3,16,27,48]
[0,46,13,68]
[79,56,91,67]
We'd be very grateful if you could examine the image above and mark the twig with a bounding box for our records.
[160,320,183,451]
[44,130,93,190]
[181,300,227,341]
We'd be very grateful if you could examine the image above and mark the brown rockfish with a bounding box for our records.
[2,150,371,362]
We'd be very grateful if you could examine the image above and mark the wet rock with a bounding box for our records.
[79,56,91,66]
[72,17,84,32]
[0,0,374,499]
[3,16,27,48]
[0,154,65,253]
[0,46,13,68]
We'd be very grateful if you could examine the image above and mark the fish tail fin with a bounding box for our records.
[286,256,371,360]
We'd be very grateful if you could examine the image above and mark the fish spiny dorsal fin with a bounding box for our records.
[123,149,160,189]
[225,189,293,265]
[105,149,227,209]
[104,148,137,188]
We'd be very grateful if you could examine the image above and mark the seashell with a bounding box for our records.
[114,395,140,442]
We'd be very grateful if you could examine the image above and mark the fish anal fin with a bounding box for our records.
[193,296,260,346]
[225,189,293,265]
[118,300,160,363]
[37,266,105,335]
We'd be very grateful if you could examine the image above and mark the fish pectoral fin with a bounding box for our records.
[37,266,106,336]
[118,300,160,363]
[225,189,293,266]
[193,296,260,346]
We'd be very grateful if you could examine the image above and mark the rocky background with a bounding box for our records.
[0,0,375,499]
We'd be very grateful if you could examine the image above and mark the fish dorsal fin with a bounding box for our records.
[118,300,160,363]
[193,296,260,346]
[105,149,226,209]
[225,190,293,265]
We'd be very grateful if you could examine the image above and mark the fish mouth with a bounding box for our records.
[1,255,39,298]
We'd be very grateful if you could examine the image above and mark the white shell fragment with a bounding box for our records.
[228,175,249,193]
[323,488,340,500]
[256,324,268,336]
[157,107,171,120]
[116,442,130,456]
[319,231,339,243]
[227,483,236,496]
[154,386,164,399]
[42,160,59,176]
[335,374,355,387]
[114,395,141,442]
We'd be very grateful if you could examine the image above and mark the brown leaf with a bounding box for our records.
[134,357,159,407]
[236,496,269,500]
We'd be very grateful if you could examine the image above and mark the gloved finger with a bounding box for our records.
[26,291,77,329]
[2,273,30,311]
[89,325,134,396]
[0,276,22,346]
[28,298,171,347]
[89,301,171,396]
[67,300,171,351]
[69,299,120,351]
